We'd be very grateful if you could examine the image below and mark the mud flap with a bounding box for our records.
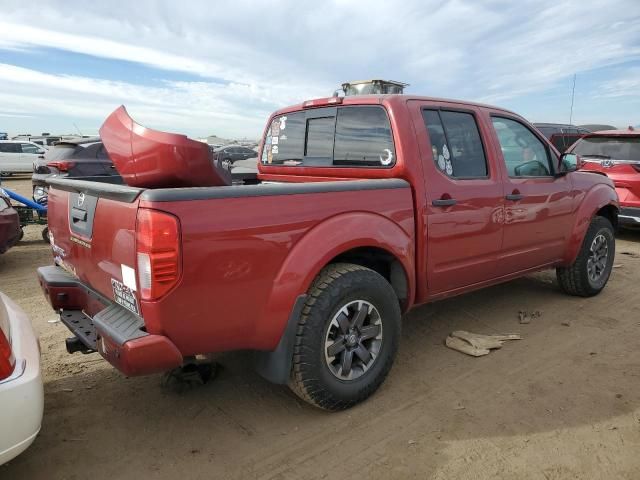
[253,294,307,384]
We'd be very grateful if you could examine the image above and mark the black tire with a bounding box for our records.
[41,227,49,242]
[18,228,24,242]
[289,263,401,411]
[556,216,615,297]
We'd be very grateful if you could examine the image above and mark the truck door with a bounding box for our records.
[488,114,574,273]
[0,142,22,172]
[410,101,505,295]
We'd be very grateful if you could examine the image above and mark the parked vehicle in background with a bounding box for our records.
[0,133,7,141]
[568,127,640,228]
[0,188,21,254]
[212,144,257,168]
[13,135,61,147]
[579,124,618,132]
[0,292,43,465]
[533,123,591,153]
[32,137,116,202]
[0,141,46,175]
[39,95,618,411]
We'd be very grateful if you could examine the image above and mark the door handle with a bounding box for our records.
[432,198,457,207]
[505,193,524,201]
[71,207,87,222]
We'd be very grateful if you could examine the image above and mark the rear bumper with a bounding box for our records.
[37,266,182,376]
[619,206,640,226]
[0,293,43,466]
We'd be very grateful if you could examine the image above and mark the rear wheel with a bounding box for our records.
[289,263,401,410]
[556,216,615,297]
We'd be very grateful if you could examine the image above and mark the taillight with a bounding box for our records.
[302,96,343,108]
[46,161,75,172]
[136,209,181,301]
[0,326,15,381]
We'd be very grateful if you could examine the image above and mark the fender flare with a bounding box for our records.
[565,183,618,264]
[253,212,414,383]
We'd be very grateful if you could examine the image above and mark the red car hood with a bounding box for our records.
[99,106,230,188]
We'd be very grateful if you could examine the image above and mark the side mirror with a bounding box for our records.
[559,152,581,174]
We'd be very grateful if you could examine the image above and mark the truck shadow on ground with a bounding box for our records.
[617,228,640,244]
[3,266,638,479]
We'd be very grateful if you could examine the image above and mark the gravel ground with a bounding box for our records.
[1,175,639,480]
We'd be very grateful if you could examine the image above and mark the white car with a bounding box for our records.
[0,292,43,465]
[0,141,47,174]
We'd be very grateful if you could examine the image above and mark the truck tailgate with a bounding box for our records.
[46,178,143,309]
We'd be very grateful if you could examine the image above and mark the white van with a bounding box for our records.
[0,141,46,174]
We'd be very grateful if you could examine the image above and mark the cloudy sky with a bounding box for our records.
[0,0,639,139]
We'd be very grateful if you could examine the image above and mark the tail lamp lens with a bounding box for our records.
[136,209,181,301]
[46,161,75,172]
[0,328,15,381]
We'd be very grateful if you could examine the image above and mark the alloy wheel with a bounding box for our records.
[324,300,383,381]
[587,233,609,282]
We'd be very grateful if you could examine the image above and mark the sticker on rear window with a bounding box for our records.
[379,148,394,166]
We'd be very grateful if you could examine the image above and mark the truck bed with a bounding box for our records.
[43,176,414,368]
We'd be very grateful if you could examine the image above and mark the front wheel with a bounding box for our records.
[556,216,615,297]
[289,263,401,411]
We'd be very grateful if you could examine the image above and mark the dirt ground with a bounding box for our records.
[1,176,639,480]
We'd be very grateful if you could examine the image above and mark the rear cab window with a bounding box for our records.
[261,105,395,168]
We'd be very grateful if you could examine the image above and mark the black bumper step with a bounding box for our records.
[60,309,98,352]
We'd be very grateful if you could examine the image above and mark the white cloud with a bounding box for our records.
[593,68,640,98]
[0,0,638,135]
[0,64,275,138]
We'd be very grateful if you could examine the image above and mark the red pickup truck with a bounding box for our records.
[38,94,619,410]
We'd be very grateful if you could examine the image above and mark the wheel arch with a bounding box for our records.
[565,183,619,264]
[261,212,414,337]
[253,212,414,384]
[328,246,410,310]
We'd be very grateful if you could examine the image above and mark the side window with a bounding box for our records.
[422,109,487,178]
[333,106,395,166]
[20,143,41,154]
[0,143,19,153]
[492,117,552,177]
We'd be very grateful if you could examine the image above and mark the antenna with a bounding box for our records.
[73,122,83,136]
[569,74,576,125]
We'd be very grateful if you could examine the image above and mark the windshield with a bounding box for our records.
[573,136,640,160]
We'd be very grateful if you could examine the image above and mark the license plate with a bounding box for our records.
[111,278,140,315]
